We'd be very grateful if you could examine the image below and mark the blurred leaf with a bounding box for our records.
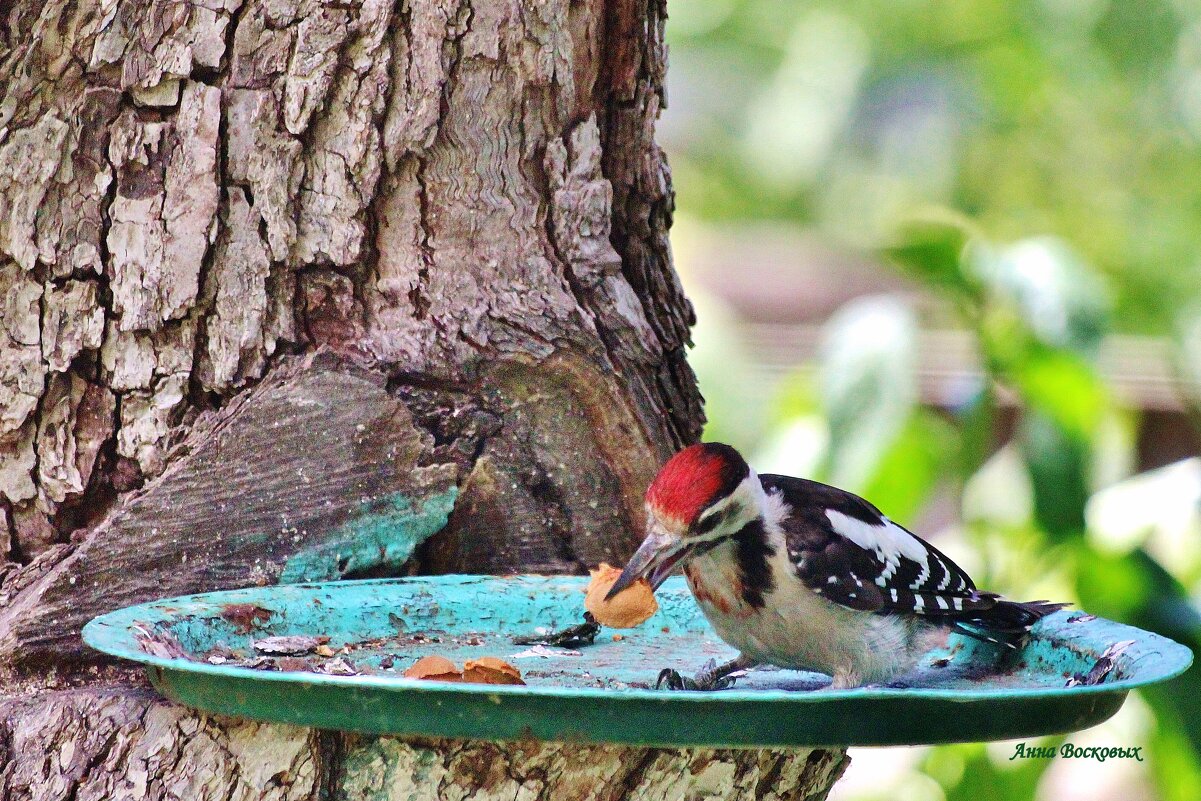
[969,238,1110,354]
[929,741,1057,801]
[959,238,1112,442]
[883,211,978,294]
[753,373,827,478]
[1009,345,1109,441]
[962,446,1034,533]
[1020,412,1090,538]
[1144,707,1201,801]
[861,410,956,523]
[1076,536,1201,645]
[1074,549,1151,620]
[818,295,918,491]
[764,371,822,430]
[953,379,997,480]
[666,0,1201,331]
[666,4,1201,796]
[1122,549,1201,645]
[1093,0,1178,75]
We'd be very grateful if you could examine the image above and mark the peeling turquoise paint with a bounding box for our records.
[279,487,457,583]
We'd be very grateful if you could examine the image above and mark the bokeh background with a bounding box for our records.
[660,2,1201,799]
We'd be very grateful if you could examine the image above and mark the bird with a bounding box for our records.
[606,442,1065,690]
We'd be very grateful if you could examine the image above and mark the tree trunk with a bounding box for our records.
[0,0,849,797]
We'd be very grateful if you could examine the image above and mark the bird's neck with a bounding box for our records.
[718,484,790,607]
[729,516,776,608]
[685,511,778,610]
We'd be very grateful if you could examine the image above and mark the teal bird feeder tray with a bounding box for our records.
[83,575,1192,748]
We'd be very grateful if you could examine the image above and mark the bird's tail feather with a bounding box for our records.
[973,596,1068,633]
[953,596,1068,648]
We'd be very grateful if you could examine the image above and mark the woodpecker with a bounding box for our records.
[607,442,1065,690]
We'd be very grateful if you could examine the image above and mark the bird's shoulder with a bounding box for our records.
[757,473,980,616]
[758,474,886,542]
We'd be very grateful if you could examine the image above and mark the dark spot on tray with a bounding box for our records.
[1066,640,1134,687]
[219,603,273,633]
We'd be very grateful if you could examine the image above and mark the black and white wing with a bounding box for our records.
[760,474,990,619]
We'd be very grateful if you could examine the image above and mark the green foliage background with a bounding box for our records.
[664,2,1201,799]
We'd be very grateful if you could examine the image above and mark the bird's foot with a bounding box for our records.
[655,658,749,691]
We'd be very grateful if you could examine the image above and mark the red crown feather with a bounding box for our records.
[645,444,733,525]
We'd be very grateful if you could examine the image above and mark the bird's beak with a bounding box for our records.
[606,525,691,600]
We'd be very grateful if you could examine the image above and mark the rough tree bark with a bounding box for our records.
[0,0,849,797]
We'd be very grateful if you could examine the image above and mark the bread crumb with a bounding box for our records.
[584,563,659,628]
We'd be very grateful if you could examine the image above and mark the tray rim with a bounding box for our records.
[82,574,1194,705]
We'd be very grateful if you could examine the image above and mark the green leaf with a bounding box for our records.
[1020,412,1090,539]
[1010,345,1109,441]
[690,290,767,450]
[883,210,979,295]
[861,411,956,523]
[1074,549,1151,619]
[954,380,998,480]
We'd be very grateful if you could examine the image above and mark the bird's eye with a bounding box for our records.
[695,502,741,535]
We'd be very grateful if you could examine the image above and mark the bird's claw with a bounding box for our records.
[655,668,696,690]
[655,659,744,691]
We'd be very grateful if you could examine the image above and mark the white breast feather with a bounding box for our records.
[762,485,791,528]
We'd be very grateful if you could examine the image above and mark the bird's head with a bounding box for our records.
[606,442,764,599]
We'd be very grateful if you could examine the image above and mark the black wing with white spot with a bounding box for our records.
[760,474,990,619]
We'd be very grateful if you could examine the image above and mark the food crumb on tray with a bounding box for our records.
[584,563,659,628]
[403,654,526,685]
